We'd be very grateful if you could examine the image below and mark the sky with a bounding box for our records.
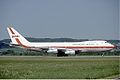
[0,0,119,40]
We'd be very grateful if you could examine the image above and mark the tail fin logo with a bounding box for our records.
[12,35,19,38]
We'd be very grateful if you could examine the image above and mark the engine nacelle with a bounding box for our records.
[65,49,75,55]
[47,48,58,53]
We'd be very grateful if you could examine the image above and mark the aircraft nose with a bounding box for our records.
[111,44,117,49]
[109,43,116,48]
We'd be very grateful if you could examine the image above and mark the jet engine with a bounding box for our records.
[65,49,75,55]
[47,48,58,53]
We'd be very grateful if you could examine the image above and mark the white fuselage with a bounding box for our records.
[27,40,115,52]
[7,27,115,54]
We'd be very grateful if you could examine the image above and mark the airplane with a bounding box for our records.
[7,27,116,56]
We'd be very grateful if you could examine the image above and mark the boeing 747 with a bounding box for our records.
[7,27,115,56]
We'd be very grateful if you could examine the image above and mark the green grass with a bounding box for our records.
[0,56,119,79]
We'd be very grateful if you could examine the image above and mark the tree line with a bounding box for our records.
[0,49,119,56]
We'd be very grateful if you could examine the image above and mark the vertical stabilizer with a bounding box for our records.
[7,27,30,48]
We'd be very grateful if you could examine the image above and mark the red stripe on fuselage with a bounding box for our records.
[15,38,29,48]
[48,46,115,49]
[14,38,115,49]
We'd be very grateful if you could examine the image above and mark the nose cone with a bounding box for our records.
[110,43,116,48]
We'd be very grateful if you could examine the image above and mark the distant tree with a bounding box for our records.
[7,50,14,54]
[1,50,14,55]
